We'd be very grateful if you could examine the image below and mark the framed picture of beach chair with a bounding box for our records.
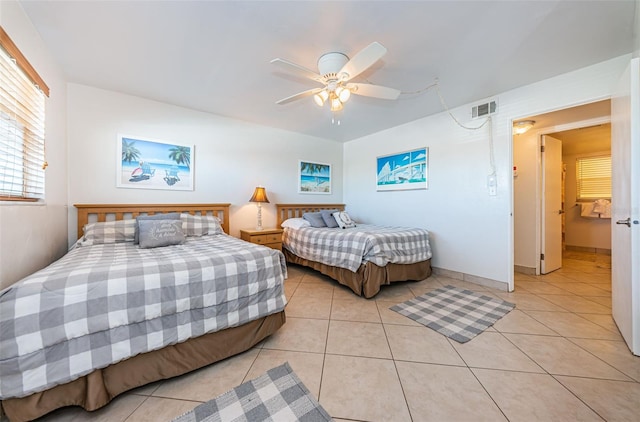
[117,134,194,191]
[298,160,331,194]
[376,147,428,191]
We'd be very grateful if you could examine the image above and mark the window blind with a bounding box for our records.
[0,38,46,201]
[576,155,611,200]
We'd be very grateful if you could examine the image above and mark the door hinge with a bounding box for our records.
[540,253,545,260]
[541,145,545,153]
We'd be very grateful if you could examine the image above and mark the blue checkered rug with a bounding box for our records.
[390,285,515,343]
[172,362,333,422]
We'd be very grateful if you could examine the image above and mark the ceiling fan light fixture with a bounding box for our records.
[513,120,535,135]
[330,96,343,112]
[313,90,329,107]
[336,86,351,103]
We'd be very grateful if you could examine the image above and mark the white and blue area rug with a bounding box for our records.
[172,362,333,422]
[391,285,515,343]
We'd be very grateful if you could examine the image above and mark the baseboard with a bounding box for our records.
[514,265,536,275]
[565,245,611,255]
[432,267,509,291]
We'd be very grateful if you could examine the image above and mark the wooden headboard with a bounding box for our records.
[276,203,345,227]
[74,203,231,239]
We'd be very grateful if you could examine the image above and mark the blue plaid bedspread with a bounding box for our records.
[283,224,432,272]
[0,234,287,399]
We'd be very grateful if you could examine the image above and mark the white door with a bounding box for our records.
[541,135,563,274]
[611,57,640,356]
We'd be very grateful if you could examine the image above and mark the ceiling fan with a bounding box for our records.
[271,42,400,112]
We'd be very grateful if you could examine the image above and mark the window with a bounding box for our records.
[0,27,49,201]
[576,155,611,200]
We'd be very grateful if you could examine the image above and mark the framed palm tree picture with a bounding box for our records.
[117,134,194,191]
[298,160,331,194]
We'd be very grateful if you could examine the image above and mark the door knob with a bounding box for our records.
[558,210,565,214]
[616,218,631,227]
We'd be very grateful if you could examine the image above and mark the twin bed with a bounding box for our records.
[276,204,432,298]
[0,204,287,422]
[0,202,432,421]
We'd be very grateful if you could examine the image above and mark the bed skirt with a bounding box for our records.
[1,311,286,422]
[283,249,432,298]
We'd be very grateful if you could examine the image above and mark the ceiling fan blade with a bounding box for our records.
[347,83,400,100]
[271,58,323,82]
[339,42,387,81]
[275,88,324,105]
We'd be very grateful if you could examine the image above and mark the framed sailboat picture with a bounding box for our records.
[117,134,194,191]
[376,148,428,191]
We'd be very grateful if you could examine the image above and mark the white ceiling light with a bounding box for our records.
[513,120,535,135]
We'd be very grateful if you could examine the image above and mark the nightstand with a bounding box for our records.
[240,228,283,251]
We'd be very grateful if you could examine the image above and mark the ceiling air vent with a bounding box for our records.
[471,100,497,119]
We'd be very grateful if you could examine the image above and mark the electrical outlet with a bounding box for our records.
[487,174,497,196]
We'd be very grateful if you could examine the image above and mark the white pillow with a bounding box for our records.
[281,218,311,229]
[332,211,356,229]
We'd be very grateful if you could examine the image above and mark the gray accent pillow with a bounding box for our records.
[135,212,181,244]
[302,212,327,228]
[80,219,136,246]
[180,213,224,236]
[138,219,185,249]
[321,209,339,228]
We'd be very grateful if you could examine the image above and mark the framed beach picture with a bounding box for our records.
[298,160,331,194]
[117,134,194,191]
[376,147,428,191]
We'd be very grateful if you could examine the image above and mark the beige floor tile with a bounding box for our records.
[569,338,640,382]
[245,349,324,398]
[292,281,335,299]
[284,279,300,300]
[590,282,611,292]
[548,282,610,296]
[555,376,640,422]
[152,348,259,401]
[505,334,632,380]
[407,277,444,296]
[125,397,199,422]
[35,394,147,422]
[536,294,611,314]
[332,283,361,300]
[495,291,567,311]
[493,309,559,335]
[330,298,381,323]
[377,301,423,326]
[326,320,391,359]
[585,295,612,308]
[320,354,411,422]
[576,313,623,338]
[524,310,621,340]
[384,324,465,366]
[516,281,574,295]
[451,332,544,372]
[473,369,603,422]
[262,317,329,353]
[563,272,611,284]
[300,271,335,284]
[434,277,492,292]
[284,294,332,319]
[396,361,507,422]
[372,282,415,302]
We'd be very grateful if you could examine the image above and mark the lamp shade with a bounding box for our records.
[249,186,270,203]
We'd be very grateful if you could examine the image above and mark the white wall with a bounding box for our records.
[0,1,68,290]
[344,55,630,289]
[66,84,343,242]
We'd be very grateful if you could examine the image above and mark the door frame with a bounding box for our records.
[510,113,610,291]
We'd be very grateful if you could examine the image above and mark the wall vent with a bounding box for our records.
[471,100,497,119]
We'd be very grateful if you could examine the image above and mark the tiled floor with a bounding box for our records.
[34,251,640,421]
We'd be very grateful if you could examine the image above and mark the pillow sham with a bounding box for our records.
[281,218,311,229]
[320,209,340,228]
[138,219,185,249]
[332,211,357,229]
[302,212,327,228]
[80,219,136,245]
[134,212,181,244]
[180,213,224,236]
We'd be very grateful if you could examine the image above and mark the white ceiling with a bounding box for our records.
[20,0,636,142]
